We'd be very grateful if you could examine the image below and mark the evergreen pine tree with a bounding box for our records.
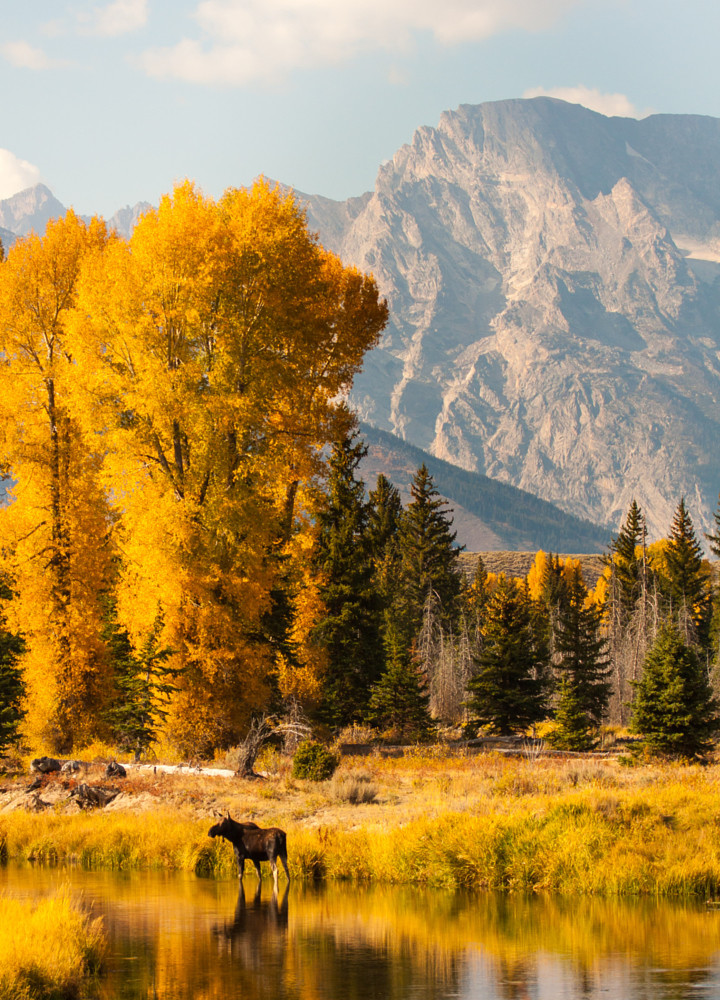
[550,570,610,750]
[103,601,177,758]
[392,464,461,647]
[662,498,712,648]
[539,552,569,616]
[609,500,646,622]
[366,474,403,614]
[466,578,549,735]
[0,580,25,754]
[312,433,383,727]
[552,676,596,752]
[368,622,433,741]
[631,622,719,758]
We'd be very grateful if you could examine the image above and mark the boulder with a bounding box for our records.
[105,761,127,778]
[30,756,61,774]
[69,783,119,809]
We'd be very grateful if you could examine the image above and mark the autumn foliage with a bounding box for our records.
[0,180,387,754]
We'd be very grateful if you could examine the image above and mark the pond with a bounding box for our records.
[2,865,720,999]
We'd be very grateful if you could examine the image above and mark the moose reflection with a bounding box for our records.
[208,813,290,890]
[213,882,290,963]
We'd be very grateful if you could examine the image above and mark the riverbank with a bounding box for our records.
[1,751,719,895]
[0,890,105,1000]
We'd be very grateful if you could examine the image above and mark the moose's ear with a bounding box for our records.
[226,810,231,820]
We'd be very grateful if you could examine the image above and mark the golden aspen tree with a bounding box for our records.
[0,212,113,750]
[71,179,387,754]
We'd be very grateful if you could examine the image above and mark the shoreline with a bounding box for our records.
[2,751,720,895]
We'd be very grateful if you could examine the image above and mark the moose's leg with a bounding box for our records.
[234,847,245,880]
[279,852,290,881]
[271,858,279,892]
[252,859,262,880]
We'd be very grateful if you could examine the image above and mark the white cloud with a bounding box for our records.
[0,150,42,200]
[1,41,65,70]
[522,85,650,119]
[79,0,148,37]
[140,0,578,85]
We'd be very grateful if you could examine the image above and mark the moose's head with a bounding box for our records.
[208,811,233,839]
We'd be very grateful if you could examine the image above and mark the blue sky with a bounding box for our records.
[0,0,717,217]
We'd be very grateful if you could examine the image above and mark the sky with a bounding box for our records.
[0,0,718,218]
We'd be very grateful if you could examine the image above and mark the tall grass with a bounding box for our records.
[3,756,720,895]
[0,890,106,1000]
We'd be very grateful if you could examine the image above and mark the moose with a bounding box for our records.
[208,813,290,890]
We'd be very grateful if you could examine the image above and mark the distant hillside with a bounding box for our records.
[458,550,606,588]
[359,424,609,554]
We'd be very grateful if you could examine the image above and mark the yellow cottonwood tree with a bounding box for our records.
[0,212,113,750]
[70,180,387,753]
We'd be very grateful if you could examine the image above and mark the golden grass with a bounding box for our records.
[0,890,105,1000]
[3,753,720,895]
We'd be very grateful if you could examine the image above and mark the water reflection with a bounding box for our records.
[2,866,720,1000]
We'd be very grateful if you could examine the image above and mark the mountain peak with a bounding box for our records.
[0,183,68,236]
[299,97,720,540]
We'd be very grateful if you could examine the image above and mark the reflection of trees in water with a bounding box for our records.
[212,882,463,1000]
[12,867,715,1000]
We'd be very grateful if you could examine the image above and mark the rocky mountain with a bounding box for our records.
[0,184,68,238]
[6,100,720,545]
[359,424,609,553]
[299,98,720,541]
[0,184,151,241]
[106,201,153,239]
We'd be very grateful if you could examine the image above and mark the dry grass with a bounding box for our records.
[0,890,106,1000]
[2,751,720,895]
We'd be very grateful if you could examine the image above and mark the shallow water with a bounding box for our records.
[2,865,720,999]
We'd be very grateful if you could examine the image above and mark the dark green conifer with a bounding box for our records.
[631,622,719,758]
[466,578,549,735]
[368,622,433,742]
[662,498,712,648]
[539,552,568,615]
[609,500,646,621]
[550,570,610,750]
[552,676,596,752]
[103,601,177,758]
[312,433,383,727]
[0,580,25,754]
[392,464,461,647]
[366,474,403,613]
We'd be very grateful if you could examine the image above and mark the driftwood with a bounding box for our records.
[69,783,119,809]
[235,706,312,778]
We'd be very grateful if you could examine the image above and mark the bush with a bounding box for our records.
[291,740,339,781]
[331,769,378,804]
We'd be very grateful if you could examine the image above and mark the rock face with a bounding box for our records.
[300,98,720,540]
[0,183,68,237]
[359,424,609,554]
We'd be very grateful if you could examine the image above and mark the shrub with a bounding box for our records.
[331,769,378,804]
[292,740,339,781]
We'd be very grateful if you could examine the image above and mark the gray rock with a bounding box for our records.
[60,760,83,773]
[30,756,61,774]
[300,97,720,541]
